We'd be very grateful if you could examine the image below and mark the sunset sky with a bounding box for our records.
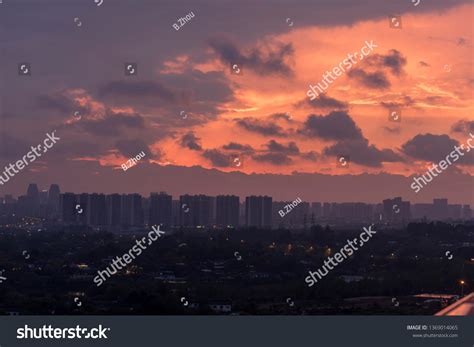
[0,0,473,203]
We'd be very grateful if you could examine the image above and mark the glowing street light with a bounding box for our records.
[459,280,466,296]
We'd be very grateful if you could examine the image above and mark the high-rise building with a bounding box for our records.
[106,194,122,227]
[311,202,322,219]
[245,196,272,228]
[383,197,410,223]
[179,195,212,227]
[149,192,172,226]
[130,194,144,226]
[272,201,287,228]
[26,183,40,216]
[216,195,239,227]
[88,193,107,226]
[322,202,331,218]
[433,198,448,220]
[121,194,144,227]
[4,195,15,204]
[272,200,310,229]
[448,204,462,220]
[462,205,472,220]
[172,200,181,226]
[330,203,341,220]
[121,194,132,227]
[39,190,48,205]
[77,193,89,225]
[412,203,433,220]
[47,184,61,218]
[61,193,77,223]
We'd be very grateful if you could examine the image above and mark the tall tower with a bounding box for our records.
[47,184,61,218]
[216,195,239,227]
[245,196,272,229]
[149,192,172,226]
[26,183,40,216]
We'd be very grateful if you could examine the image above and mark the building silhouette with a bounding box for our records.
[26,183,40,217]
[77,193,89,225]
[180,195,212,227]
[383,197,410,223]
[61,193,76,224]
[149,192,172,227]
[107,194,122,227]
[2,184,473,229]
[216,195,239,227]
[47,184,61,218]
[245,196,272,228]
[89,194,107,226]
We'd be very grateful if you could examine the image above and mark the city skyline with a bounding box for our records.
[1,183,471,230]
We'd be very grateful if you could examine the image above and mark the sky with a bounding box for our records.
[0,0,473,204]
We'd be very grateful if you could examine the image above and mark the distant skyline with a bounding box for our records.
[2,177,473,206]
[0,1,473,204]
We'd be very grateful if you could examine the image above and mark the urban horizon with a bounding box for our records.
[1,183,471,230]
[3,182,474,206]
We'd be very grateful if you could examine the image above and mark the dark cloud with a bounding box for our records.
[299,111,364,141]
[252,152,293,165]
[208,36,294,77]
[380,96,416,109]
[265,140,300,155]
[158,70,235,119]
[202,149,232,167]
[270,113,293,122]
[37,93,86,114]
[222,142,255,153]
[77,112,145,137]
[97,72,234,124]
[309,94,348,109]
[296,94,348,110]
[347,68,391,89]
[419,61,430,67]
[115,139,157,159]
[401,134,474,165]
[347,50,407,90]
[235,117,288,137]
[324,138,402,168]
[301,151,319,161]
[98,80,190,107]
[401,134,457,162]
[451,120,474,134]
[180,132,202,151]
[365,49,407,76]
[260,140,318,163]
